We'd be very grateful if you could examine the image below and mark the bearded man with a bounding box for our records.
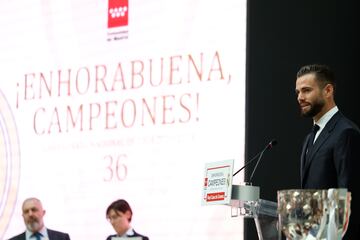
[295,64,360,239]
[8,198,71,240]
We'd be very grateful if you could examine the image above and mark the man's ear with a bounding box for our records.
[324,83,334,97]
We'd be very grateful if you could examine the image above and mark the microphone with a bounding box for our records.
[232,139,278,179]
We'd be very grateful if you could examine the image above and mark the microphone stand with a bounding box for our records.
[249,148,266,182]
[232,151,262,177]
[233,139,277,180]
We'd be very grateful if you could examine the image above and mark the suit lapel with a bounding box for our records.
[47,229,56,240]
[301,112,342,186]
[300,133,311,185]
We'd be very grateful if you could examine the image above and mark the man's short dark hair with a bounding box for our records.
[296,64,336,91]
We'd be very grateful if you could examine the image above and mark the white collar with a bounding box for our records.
[314,106,338,130]
[119,227,135,237]
[25,227,48,240]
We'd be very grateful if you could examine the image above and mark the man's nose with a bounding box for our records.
[297,93,304,102]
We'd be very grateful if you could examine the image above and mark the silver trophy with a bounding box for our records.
[277,189,351,240]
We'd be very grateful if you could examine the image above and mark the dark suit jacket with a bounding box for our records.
[8,228,71,240]
[300,111,360,239]
[106,230,149,240]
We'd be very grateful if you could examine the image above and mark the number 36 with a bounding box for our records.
[104,154,128,181]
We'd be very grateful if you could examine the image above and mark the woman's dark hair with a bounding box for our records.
[106,199,133,222]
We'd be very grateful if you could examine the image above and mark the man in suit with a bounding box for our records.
[8,197,71,240]
[105,199,149,240]
[295,64,360,239]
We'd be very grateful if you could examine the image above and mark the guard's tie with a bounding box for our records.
[31,232,43,240]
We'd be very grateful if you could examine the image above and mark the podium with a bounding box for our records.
[228,184,279,240]
[202,160,280,239]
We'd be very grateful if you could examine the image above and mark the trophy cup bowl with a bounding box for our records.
[326,188,351,239]
[277,189,328,240]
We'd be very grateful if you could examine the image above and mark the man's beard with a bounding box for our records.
[26,220,40,232]
[300,99,325,118]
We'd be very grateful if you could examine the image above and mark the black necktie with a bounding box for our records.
[306,124,320,156]
[31,232,43,240]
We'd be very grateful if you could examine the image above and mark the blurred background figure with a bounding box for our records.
[106,199,149,240]
[8,197,71,240]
